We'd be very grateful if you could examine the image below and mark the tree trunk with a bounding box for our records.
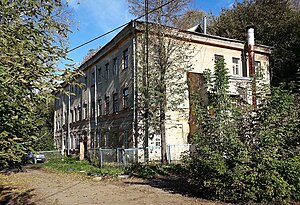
[160,105,167,164]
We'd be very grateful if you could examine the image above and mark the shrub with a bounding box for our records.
[184,59,300,203]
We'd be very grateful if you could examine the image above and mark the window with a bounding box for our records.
[155,138,161,147]
[123,130,129,149]
[214,54,224,63]
[105,96,109,115]
[232,57,240,75]
[78,107,81,121]
[255,61,262,77]
[113,93,119,113]
[105,129,110,148]
[83,104,88,119]
[113,131,118,148]
[113,58,118,76]
[91,102,95,118]
[105,63,109,79]
[91,72,95,85]
[55,99,59,107]
[123,88,129,109]
[97,66,102,82]
[123,49,128,70]
[98,99,102,116]
[255,61,261,70]
[74,108,77,122]
[75,85,78,95]
[97,130,102,148]
[70,110,73,122]
[84,76,87,87]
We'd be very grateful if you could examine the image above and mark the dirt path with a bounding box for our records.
[0,166,224,205]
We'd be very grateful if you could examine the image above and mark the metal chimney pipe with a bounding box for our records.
[203,16,207,34]
[247,26,256,107]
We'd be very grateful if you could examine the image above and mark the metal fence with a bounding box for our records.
[88,144,191,167]
[40,150,61,160]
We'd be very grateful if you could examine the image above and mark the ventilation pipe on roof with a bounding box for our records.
[247,26,256,107]
[247,26,255,76]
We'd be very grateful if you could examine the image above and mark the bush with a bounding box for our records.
[38,157,123,177]
[185,59,300,203]
[126,163,185,178]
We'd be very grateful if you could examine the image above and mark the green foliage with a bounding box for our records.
[185,60,300,203]
[39,157,123,177]
[209,0,300,86]
[126,163,185,178]
[0,0,75,168]
[129,0,195,163]
[32,99,55,151]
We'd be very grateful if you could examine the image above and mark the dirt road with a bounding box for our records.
[0,166,223,205]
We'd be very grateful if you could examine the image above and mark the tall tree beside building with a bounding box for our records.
[129,0,194,163]
[172,9,206,30]
[208,0,300,87]
[0,0,74,168]
[185,59,300,203]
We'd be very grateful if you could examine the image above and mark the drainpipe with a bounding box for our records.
[94,65,98,148]
[144,0,149,162]
[132,21,138,153]
[67,86,71,156]
[247,26,256,107]
[61,94,64,155]
[54,103,56,149]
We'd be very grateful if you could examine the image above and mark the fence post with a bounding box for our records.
[167,145,171,164]
[99,148,103,168]
[116,148,120,164]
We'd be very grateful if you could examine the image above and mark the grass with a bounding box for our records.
[126,163,186,178]
[37,156,124,177]
[35,153,186,179]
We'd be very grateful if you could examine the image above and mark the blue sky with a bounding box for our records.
[65,0,236,67]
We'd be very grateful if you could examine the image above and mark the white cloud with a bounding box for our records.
[75,0,134,31]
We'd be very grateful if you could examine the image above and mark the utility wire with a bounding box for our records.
[67,0,177,53]
[67,23,128,53]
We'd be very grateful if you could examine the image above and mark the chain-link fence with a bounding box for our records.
[88,144,191,167]
[166,144,191,164]
[41,150,61,160]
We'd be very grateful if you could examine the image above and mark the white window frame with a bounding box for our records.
[232,57,240,76]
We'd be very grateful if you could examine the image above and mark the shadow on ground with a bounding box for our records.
[125,174,199,198]
[0,164,43,205]
[0,164,43,175]
[0,184,36,205]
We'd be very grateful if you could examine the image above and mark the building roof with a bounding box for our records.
[54,20,272,94]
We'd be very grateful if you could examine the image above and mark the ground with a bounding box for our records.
[0,165,226,205]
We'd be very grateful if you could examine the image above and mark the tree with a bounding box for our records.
[173,9,206,30]
[209,0,300,87]
[31,98,55,151]
[0,0,74,168]
[129,0,194,163]
[185,59,300,203]
[128,0,192,26]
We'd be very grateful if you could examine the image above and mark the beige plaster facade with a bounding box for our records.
[54,21,271,161]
